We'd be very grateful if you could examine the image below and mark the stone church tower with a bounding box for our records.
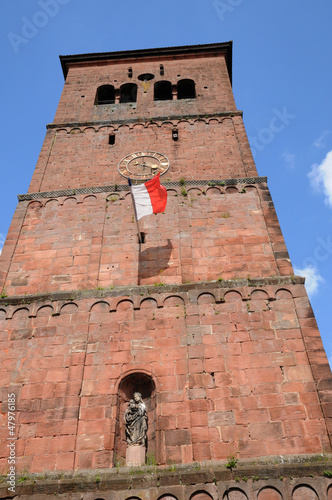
[1,42,332,499]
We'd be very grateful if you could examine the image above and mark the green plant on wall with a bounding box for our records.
[225,455,238,471]
[146,452,157,466]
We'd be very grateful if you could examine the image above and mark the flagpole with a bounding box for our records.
[128,178,142,245]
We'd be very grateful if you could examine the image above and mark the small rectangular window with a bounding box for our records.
[109,134,115,145]
[138,232,145,244]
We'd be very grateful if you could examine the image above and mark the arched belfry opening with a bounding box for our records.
[95,84,115,104]
[114,372,156,465]
[154,81,173,101]
[177,78,196,99]
[120,83,137,103]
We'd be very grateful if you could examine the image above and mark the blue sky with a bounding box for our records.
[1,1,332,365]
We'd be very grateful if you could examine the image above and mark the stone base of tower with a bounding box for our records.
[2,455,332,499]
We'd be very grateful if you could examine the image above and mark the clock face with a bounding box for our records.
[118,151,169,181]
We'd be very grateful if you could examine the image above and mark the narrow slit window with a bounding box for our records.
[138,232,146,244]
[109,134,115,145]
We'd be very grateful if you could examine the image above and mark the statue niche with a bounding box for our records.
[125,392,148,446]
[114,373,156,467]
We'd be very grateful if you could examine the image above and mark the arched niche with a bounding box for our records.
[258,487,283,500]
[36,305,54,317]
[157,495,178,500]
[114,372,156,466]
[83,195,97,205]
[250,289,269,300]
[197,292,216,304]
[197,293,216,316]
[163,295,184,307]
[10,308,30,329]
[28,200,42,209]
[190,491,214,500]
[60,302,78,314]
[222,488,248,500]
[45,198,59,208]
[63,197,77,205]
[249,289,269,312]
[140,298,157,309]
[275,288,293,300]
[292,484,318,500]
[327,483,332,500]
[188,187,203,196]
[166,189,178,197]
[106,193,120,202]
[90,300,110,313]
[224,290,242,303]
[225,186,238,194]
[12,307,29,319]
[206,187,221,196]
[245,185,257,193]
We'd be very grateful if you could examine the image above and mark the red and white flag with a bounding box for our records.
[130,173,167,220]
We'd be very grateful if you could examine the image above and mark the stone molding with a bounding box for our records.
[1,455,331,499]
[0,276,305,310]
[18,177,267,201]
[46,110,243,130]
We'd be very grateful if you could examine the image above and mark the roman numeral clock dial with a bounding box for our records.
[118,151,169,181]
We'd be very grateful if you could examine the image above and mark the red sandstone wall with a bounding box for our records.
[1,184,292,296]
[28,51,256,193]
[0,284,331,472]
[1,46,331,480]
[54,55,236,124]
[28,117,257,193]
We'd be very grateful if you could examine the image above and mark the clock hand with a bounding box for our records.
[134,161,157,169]
[134,161,149,167]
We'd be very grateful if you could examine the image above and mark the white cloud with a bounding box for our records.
[281,149,296,169]
[293,265,324,296]
[313,130,332,148]
[307,150,332,207]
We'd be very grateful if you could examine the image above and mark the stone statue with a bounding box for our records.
[124,392,148,446]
